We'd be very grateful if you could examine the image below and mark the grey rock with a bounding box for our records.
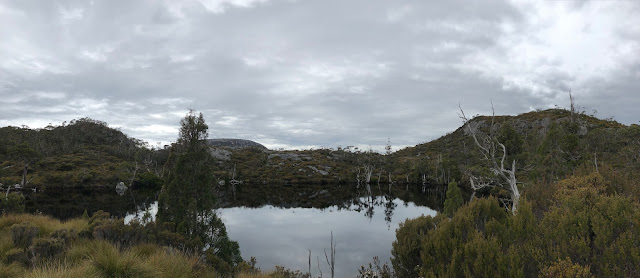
[207,138,267,150]
[115,182,128,196]
[268,153,302,161]
[209,148,232,161]
[578,125,588,136]
[307,166,329,176]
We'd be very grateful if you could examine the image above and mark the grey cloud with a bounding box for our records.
[1,0,638,150]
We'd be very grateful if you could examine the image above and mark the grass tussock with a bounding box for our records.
[145,249,214,278]
[86,245,154,278]
[0,262,24,278]
[22,260,93,278]
[0,214,253,278]
[0,214,87,237]
[0,230,14,258]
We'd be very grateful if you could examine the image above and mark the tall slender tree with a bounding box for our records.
[157,110,240,265]
[7,143,40,187]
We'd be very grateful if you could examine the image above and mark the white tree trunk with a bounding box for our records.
[460,104,520,214]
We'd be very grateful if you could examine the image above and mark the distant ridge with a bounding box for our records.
[207,138,267,150]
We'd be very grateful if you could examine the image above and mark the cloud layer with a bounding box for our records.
[1,0,639,150]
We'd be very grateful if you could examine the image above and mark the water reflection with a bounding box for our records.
[23,187,156,220]
[217,197,436,277]
[25,183,446,277]
[219,183,446,216]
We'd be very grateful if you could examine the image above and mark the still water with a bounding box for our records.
[25,185,444,277]
[219,197,435,277]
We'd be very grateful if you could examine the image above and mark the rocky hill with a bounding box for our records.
[389,108,636,187]
[207,138,267,150]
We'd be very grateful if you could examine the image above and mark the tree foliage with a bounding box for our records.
[392,172,640,277]
[157,110,241,268]
[391,215,443,278]
[443,181,463,217]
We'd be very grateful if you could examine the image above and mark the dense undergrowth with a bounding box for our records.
[387,109,640,277]
[392,171,640,277]
[0,212,310,278]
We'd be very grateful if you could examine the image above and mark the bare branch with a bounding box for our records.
[499,142,507,172]
[490,98,495,137]
[460,103,520,214]
[458,102,468,122]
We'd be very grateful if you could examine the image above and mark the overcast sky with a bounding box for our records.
[1,0,638,151]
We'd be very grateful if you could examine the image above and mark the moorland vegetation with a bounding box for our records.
[1,106,639,277]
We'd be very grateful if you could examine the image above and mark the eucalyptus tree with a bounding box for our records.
[7,143,40,188]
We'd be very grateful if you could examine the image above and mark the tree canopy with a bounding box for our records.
[157,110,241,268]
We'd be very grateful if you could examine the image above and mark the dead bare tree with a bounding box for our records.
[229,164,243,199]
[3,184,12,199]
[363,165,374,184]
[324,231,336,278]
[128,162,138,187]
[569,87,576,123]
[459,103,520,214]
[405,175,409,191]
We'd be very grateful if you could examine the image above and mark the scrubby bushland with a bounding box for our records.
[0,213,282,278]
[0,118,167,189]
[0,193,25,214]
[392,172,640,277]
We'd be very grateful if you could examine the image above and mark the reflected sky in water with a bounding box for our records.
[28,185,440,276]
[219,198,436,277]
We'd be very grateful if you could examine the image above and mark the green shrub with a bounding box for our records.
[391,215,443,278]
[4,248,28,266]
[0,193,25,214]
[539,258,593,278]
[92,219,146,247]
[79,210,110,238]
[134,172,163,189]
[10,222,39,248]
[29,238,66,260]
[443,181,463,217]
[393,173,640,277]
[51,229,77,246]
[205,249,232,276]
[0,262,24,278]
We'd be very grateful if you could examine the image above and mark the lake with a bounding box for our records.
[24,184,445,277]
